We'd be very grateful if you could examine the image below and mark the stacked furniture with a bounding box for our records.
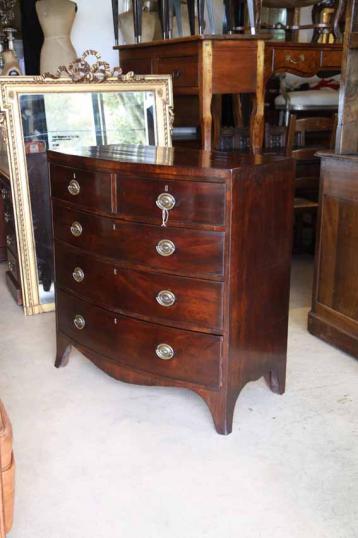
[308,0,358,358]
[49,144,294,434]
[0,400,15,538]
[0,173,22,306]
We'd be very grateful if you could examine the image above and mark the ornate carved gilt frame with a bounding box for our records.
[0,69,173,315]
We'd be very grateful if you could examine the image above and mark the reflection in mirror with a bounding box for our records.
[19,91,157,305]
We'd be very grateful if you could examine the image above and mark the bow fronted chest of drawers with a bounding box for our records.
[49,145,294,434]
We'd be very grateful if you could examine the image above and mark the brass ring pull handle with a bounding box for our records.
[8,260,15,273]
[73,314,86,330]
[172,69,181,79]
[6,234,13,247]
[285,54,305,65]
[156,239,175,257]
[68,179,80,196]
[156,192,176,211]
[4,211,11,223]
[156,290,176,307]
[72,266,84,282]
[155,343,174,360]
[70,221,82,237]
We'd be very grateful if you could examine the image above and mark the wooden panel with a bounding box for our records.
[318,196,358,320]
[55,244,224,333]
[57,290,223,389]
[52,203,225,279]
[117,175,225,226]
[320,50,342,68]
[157,56,198,88]
[5,271,22,306]
[51,164,113,213]
[212,43,257,93]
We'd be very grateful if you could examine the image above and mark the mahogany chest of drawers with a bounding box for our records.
[49,145,294,434]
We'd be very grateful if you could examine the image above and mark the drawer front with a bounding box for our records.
[53,204,225,279]
[274,49,320,74]
[57,290,222,389]
[51,165,113,212]
[157,56,198,88]
[55,244,224,332]
[7,249,20,283]
[117,176,225,226]
[5,230,17,257]
[320,50,342,68]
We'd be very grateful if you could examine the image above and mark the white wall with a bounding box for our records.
[71,0,118,68]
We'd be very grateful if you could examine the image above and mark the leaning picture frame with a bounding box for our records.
[0,51,173,315]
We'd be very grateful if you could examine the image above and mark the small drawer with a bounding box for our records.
[53,203,225,279]
[55,244,224,332]
[57,290,222,389]
[7,249,20,283]
[320,50,342,68]
[50,165,113,213]
[157,56,198,88]
[273,48,320,74]
[117,176,225,227]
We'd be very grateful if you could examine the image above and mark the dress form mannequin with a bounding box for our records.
[36,0,77,74]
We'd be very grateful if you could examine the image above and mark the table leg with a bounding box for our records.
[250,40,265,154]
[199,41,213,151]
[199,88,213,151]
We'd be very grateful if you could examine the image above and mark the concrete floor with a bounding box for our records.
[0,257,357,538]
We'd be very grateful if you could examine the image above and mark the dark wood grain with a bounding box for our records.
[117,174,226,227]
[55,243,224,333]
[50,144,295,434]
[57,290,223,389]
[53,202,225,279]
[308,153,358,358]
[51,164,114,213]
[0,177,7,263]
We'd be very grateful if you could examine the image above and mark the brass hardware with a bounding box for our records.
[155,343,174,360]
[70,221,82,237]
[156,290,176,307]
[285,53,305,65]
[8,261,15,273]
[72,267,84,282]
[73,314,86,330]
[6,234,13,247]
[172,69,181,79]
[156,192,176,211]
[68,179,80,196]
[4,211,11,223]
[156,239,175,257]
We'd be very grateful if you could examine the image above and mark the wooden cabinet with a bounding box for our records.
[0,174,22,305]
[308,153,358,358]
[49,145,294,434]
[0,183,6,263]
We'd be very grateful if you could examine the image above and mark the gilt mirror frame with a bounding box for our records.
[0,56,173,315]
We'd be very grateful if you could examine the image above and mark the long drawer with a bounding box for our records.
[53,203,225,279]
[57,290,222,389]
[55,244,224,333]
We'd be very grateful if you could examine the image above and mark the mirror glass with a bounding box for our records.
[19,90,157,305]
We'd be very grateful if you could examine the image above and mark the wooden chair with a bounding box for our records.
[285,113,337,252]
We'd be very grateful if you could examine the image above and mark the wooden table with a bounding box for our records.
[116,36,342,153]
